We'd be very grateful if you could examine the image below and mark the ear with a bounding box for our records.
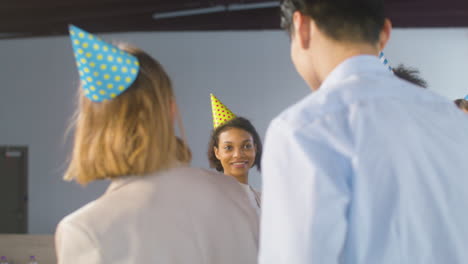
[214,146,221,160]
[292,11,311,50]
[378,18,392,51]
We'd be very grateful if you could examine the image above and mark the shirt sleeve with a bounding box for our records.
[55,219,103,264]
[259,118,351,264]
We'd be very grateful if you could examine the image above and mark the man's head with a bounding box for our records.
[280,0,391,90]
[393,64,428,88]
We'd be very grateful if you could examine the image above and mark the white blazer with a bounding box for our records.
[56,167,259,263]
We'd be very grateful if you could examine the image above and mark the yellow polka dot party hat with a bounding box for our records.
[210,93,237,129]
[68,25,140,102]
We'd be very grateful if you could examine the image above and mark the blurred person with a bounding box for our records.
[55,26,258,264]
[259,1,468,263]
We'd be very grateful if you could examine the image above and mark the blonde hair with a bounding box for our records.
[65,44,191,185]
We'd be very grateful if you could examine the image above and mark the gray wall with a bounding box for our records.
[1,28,467,233]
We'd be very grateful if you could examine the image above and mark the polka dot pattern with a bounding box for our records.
[210,93,237,129]
[69,25,140,102]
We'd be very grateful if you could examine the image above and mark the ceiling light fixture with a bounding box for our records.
[153,1,280,20]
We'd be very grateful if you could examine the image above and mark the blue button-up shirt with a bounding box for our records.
[259,55,468,264]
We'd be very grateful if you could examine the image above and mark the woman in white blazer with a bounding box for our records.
[55,26,259,264]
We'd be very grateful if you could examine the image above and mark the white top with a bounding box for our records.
[259,55,468,264]
[56,167,259,264]
[239,183,261,217]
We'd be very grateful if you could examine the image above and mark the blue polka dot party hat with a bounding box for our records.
[68,25,140,102]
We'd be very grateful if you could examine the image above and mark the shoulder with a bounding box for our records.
[138,167,249,206]
[56,212,96,243]
[58,198,101,229]
[271,72,450,136]
[61,167,243,221]
[271,80,359,134]
[56,203,103,262]
[157,167,242,188]
[266,89,349,147]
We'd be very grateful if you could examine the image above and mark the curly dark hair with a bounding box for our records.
[207,117,262,172]
[454,99,468,112]
[393,64,428,88]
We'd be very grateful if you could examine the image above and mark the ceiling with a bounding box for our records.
[1,0,468,39]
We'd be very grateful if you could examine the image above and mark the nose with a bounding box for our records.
[233,148,245,158]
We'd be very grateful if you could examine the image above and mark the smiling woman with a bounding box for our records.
[209,118,262,182]
[215,127,257,180]
[207,94,263,216]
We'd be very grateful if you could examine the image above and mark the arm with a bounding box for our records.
[55,219,103,264]
[259,119,351,264]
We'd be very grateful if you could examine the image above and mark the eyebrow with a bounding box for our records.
[222,139,253,144]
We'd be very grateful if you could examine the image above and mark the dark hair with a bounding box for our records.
[280,0,385,43]
[207,117,262,172]
[454,99,468,111]
[393,64,428,88]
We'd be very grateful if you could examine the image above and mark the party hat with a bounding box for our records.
[69,25,140,102]
[210,94,237,129]
[379,51,393,72]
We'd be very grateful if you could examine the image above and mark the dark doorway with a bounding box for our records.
[0,146,28,233]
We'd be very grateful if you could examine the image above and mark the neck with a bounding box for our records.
[311,38,380,90]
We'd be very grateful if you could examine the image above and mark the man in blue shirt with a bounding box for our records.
[259,1,468,263]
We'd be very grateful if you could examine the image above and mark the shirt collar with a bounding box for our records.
[319,55,392,91]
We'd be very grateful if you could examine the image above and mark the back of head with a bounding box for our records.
[65,44,191,185]
[393,64,428,88]
[280,0,385,43]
